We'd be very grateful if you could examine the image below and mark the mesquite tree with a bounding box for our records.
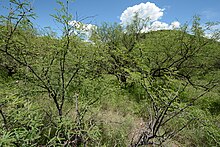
[0,0,97,145]
[94,15,219,146]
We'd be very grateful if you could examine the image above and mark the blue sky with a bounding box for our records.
[0,0,219,30]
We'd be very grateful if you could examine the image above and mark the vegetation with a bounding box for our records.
[0,0,220,146]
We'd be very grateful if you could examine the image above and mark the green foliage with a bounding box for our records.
[174,107,220,146]
[0,0,220,146]
[0,80,43,146]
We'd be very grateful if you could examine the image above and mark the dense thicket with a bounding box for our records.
[0,0,220,146]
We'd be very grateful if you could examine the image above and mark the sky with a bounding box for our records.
[0,0,219,33]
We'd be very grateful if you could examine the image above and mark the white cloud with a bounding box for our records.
[120,2,180,32]
[170,21,181,29]
[140,21,180,32]
[69,20,97,41]
[151,21,169,30]
[69,20,96,32]
[120,2,164,26]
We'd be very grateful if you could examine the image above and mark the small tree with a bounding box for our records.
[94,14,219,146]
[0,0,100,145]
[127,16,219,146]
[130,74,216,146]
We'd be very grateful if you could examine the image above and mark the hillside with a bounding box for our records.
[0,1,220,146]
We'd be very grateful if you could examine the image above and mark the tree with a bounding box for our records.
[128,16,220,146]
[94,15,220,146]
[0,0,100,145]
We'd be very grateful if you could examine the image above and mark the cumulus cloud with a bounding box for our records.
[170,21,181,29]
[120,2,180,32]
[140,21,180,32]
[151,21,169,30]
[120,2,164,25]
[69,20,96,41]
